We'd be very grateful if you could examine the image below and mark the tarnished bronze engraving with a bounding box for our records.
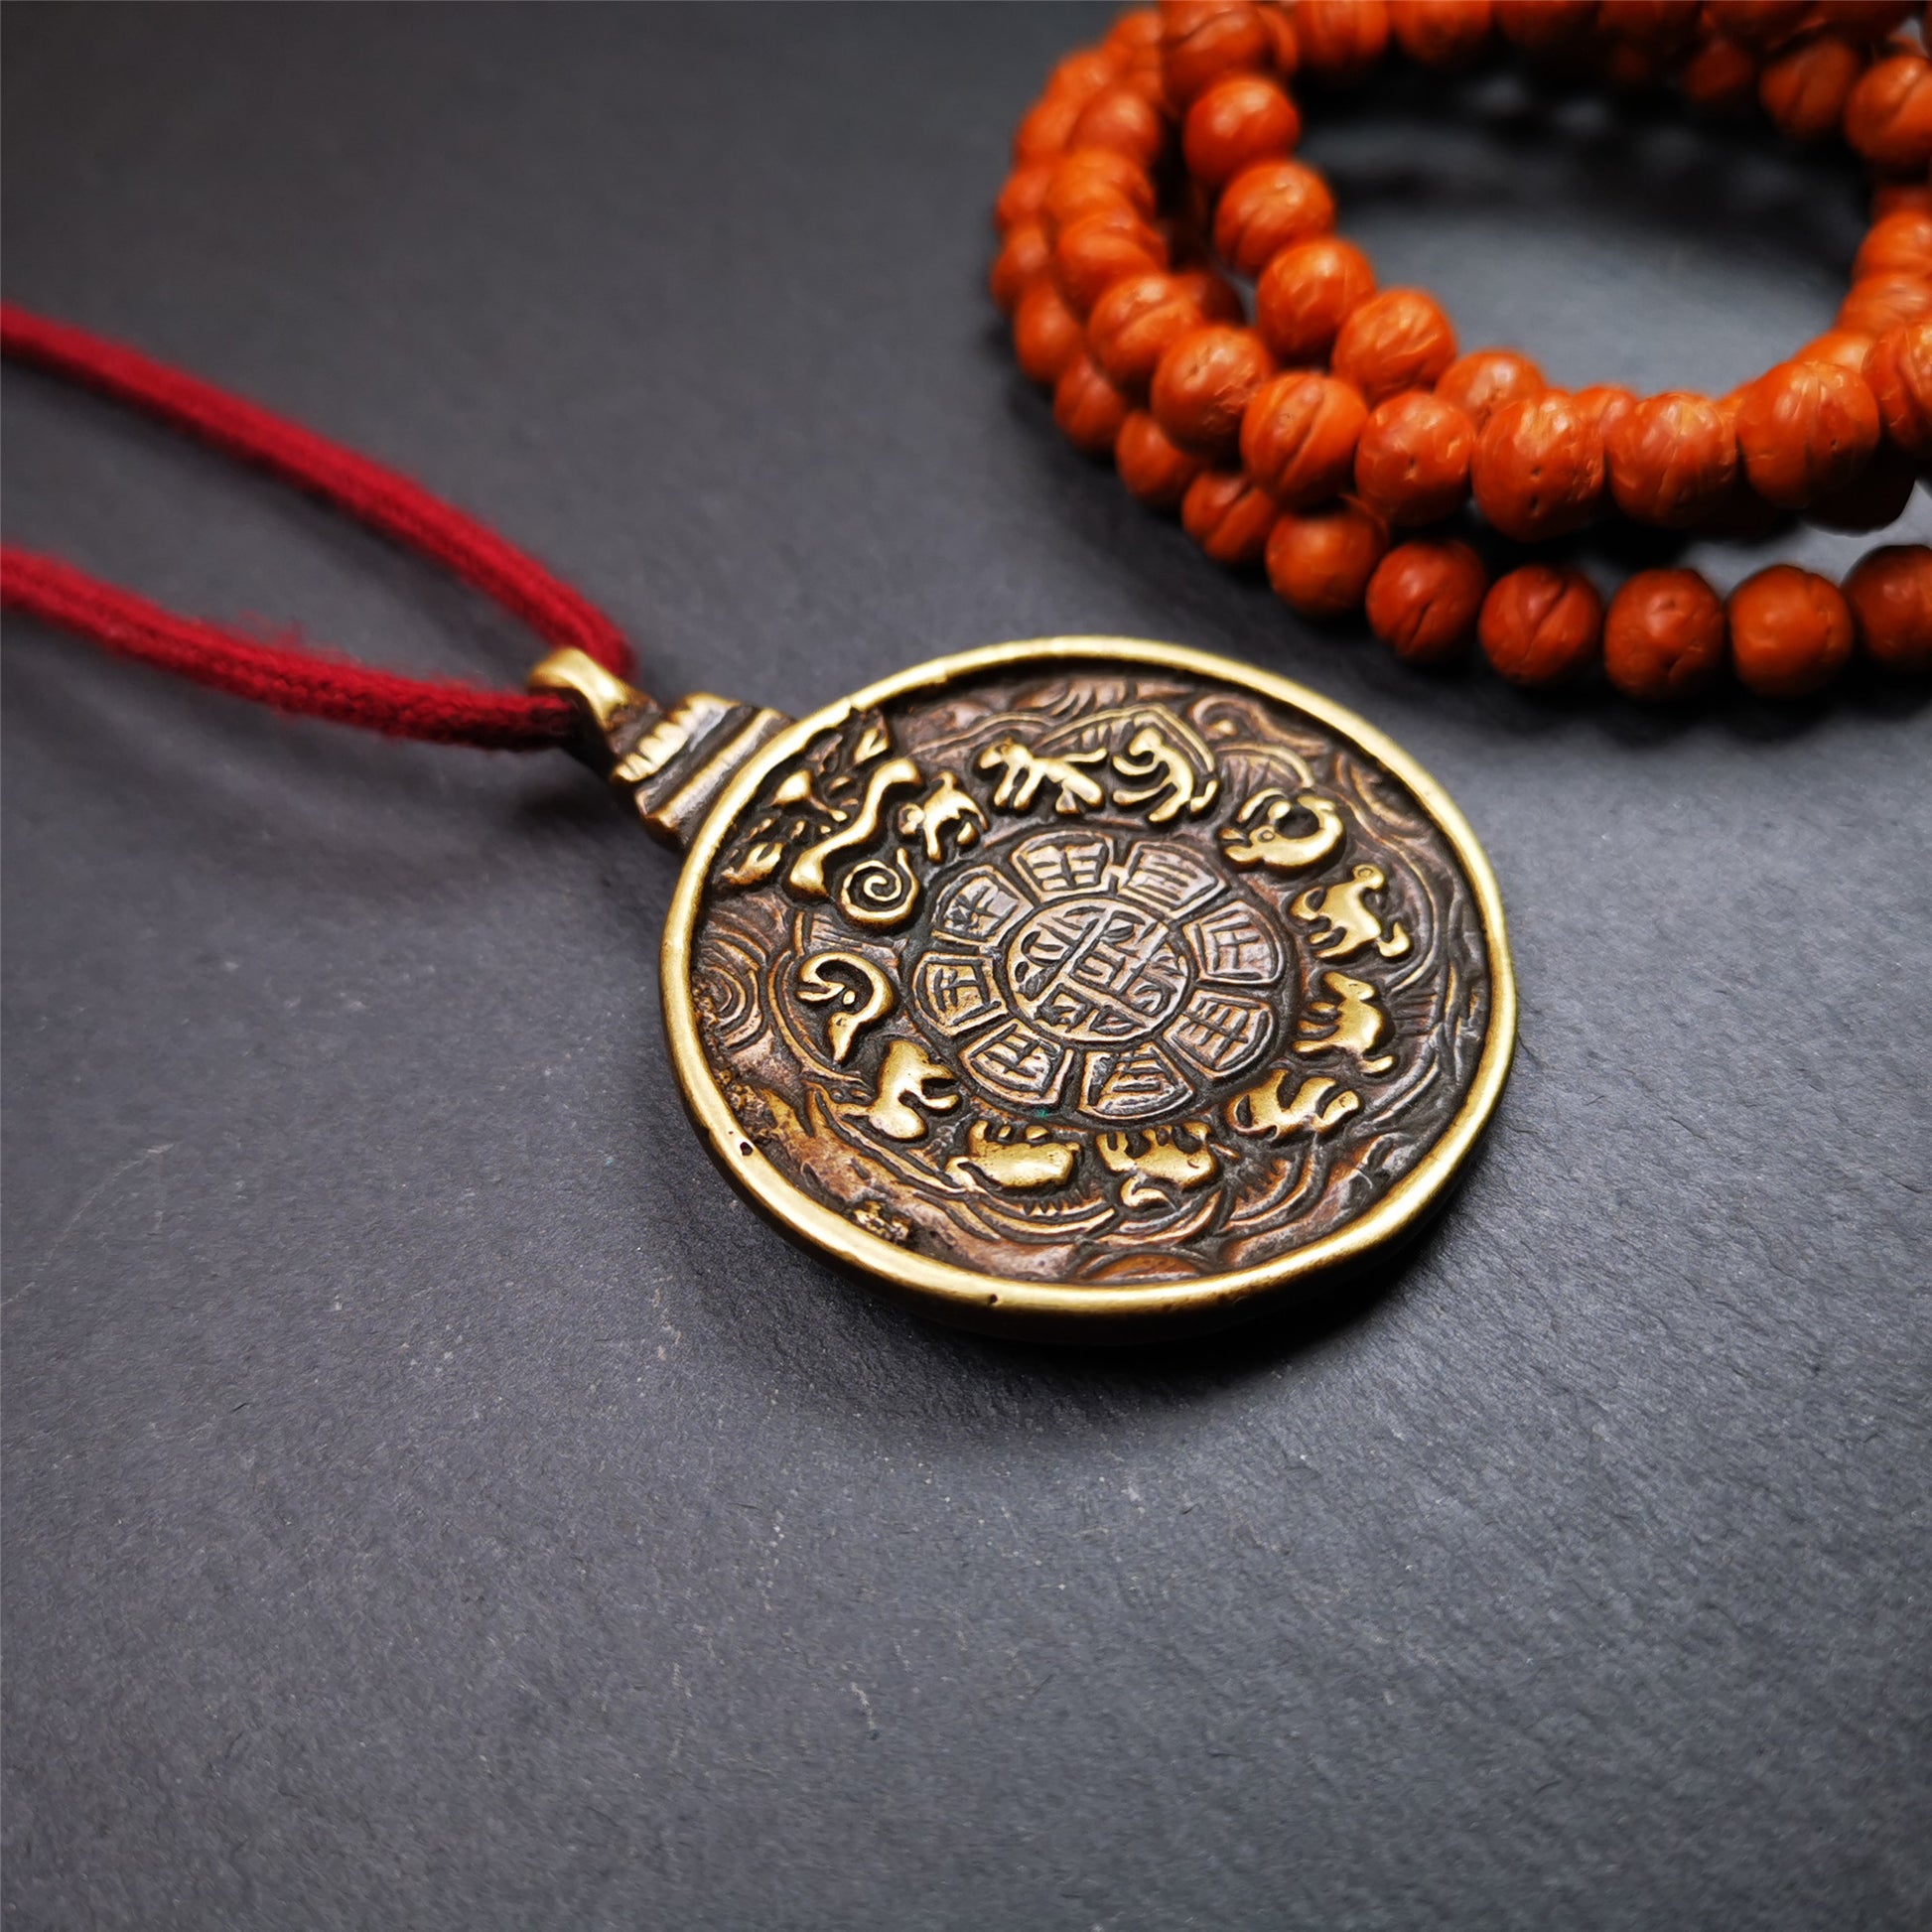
[661,640,1513,1333]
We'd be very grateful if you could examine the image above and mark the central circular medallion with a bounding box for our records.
[1004,897,1190,1045]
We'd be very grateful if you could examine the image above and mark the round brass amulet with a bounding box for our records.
[664,639,1514,1336]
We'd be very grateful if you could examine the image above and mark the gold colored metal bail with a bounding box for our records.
[528,646,658,766]
[528,646,791,851]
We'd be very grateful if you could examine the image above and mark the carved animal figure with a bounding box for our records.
[786,757,923,897]
[1225,1070,1361,1140]
[851,1038,958,1142]
[1110,725,1219,824]
[1290,864,1412,962]
[796,951,897,1064]
[976,737,1107,815]
[1218,789,1345,873]
[1095,1121,1217,1205]
[897,769,988,861]
[946,1121,1078,1190]
[1294,971,1395,1074]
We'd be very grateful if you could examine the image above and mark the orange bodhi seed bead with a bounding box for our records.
[1152,324,1276,459]
[1087,273,1204,394]
[1181,469,1281,566]
[1727,565,1855,697]
[1795,328,1877,372]
[1478,565,1603,686]
[1040,148,1157,237]
[1389,0,1493,69]
[1331,289,1458,406]
[1843,544,1932,674]
[1604,391,1737,527]
[1680,35,1759,113]
[1212,160,1336,278]
[1182,72,1303,188]
[1053,354,1133,458]
[1843,50,1932,172]
[1255,237,1376,364]
[1014,89,1084,166]
[1265,500,1389,619]
[1758,33,1866,142]
[994,162,1053,234]
[1163,3,1276,109]
[1071,84,1169,171]
[1013,280,1085,386]
[1864,315,1932,455]
[1051,207,1169,317]
[1353,389,1477,525]
[1044,47,1120,106]
[1116,410,1205,509]
[1855,208,1932,281]
[1570,384,1638,444]
[1603,569,1727,701]
[990,220,1051,315]
[1240,370,1369,507]
[1436,348,1545,433]
[1365,539,1488,664]
[1732,360,1881,508]
[1472,392,1606,541]
[1837,273,1932,337]
[1295,0,1392,84]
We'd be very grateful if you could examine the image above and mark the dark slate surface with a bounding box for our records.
[3,6,1928,1928]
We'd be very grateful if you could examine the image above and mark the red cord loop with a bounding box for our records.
[0,303,637,750]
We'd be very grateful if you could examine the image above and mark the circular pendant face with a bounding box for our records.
[663,639,1514,1336]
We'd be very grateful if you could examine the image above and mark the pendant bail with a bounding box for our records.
[529,646,791,850]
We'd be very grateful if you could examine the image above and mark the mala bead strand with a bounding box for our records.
[992,3,1932,703]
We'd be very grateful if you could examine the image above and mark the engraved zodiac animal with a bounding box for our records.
[1219,789,1346,872]
[1095,1122,1218,1205]
[786,757,922,897]
[946,1121,1079,1190]
[897,769,988,861]
[849,1038,959,1141]
[1290,865,1412,961]
[1110,725,1219,824]
[796,951,897,1064]
[976,737,1107,815]
[1225,1070,1361,1140]
[1294,971,1395,1074]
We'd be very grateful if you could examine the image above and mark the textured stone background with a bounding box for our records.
[4,7,1928,1927]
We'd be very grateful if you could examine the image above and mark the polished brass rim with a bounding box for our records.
[662,637,1516,1332]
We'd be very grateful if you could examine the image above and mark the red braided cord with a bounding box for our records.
[0,303,636,750]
